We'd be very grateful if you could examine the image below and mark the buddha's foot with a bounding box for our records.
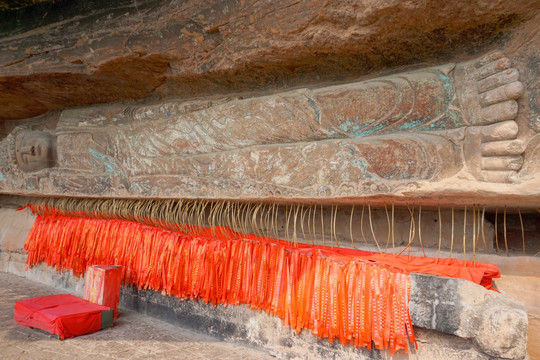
[457,51,525,183]
[472,51,523,125]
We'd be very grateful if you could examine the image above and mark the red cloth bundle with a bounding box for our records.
[14,294,113,339]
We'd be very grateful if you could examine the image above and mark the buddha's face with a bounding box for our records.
[15,131,56,172]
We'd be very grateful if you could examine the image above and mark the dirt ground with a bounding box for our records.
[0,271,275,360]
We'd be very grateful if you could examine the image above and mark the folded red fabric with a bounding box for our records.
[14,294,110,339]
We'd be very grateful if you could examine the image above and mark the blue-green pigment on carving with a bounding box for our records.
[335,70,457,138]
[307,98,321,124]
[89,148,121,177]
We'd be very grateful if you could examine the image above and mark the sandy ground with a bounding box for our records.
[0,272,275,360]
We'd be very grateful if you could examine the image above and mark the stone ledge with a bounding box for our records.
[410,273,528,360]
[0,251,529,359]
[119,284,504,360]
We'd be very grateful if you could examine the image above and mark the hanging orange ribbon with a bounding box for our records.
[28,212,507,354]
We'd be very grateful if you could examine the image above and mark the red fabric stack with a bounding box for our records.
[14,294,113,339]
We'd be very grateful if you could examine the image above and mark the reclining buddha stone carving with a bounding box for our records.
[1,51,529,199]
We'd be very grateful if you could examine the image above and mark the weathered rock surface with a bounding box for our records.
[1,0,539,121]
[410,273,529,360]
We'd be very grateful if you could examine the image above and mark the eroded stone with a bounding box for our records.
[0,0,537,121]
[410,273,528,360]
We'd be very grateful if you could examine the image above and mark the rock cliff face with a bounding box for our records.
[1,0,539,120]
[1,2,539,359]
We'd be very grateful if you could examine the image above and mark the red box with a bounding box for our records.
[84,265,122,318]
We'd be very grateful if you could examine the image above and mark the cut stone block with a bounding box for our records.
[410,273,528,360]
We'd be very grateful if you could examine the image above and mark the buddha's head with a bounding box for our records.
[15,131,56,172]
